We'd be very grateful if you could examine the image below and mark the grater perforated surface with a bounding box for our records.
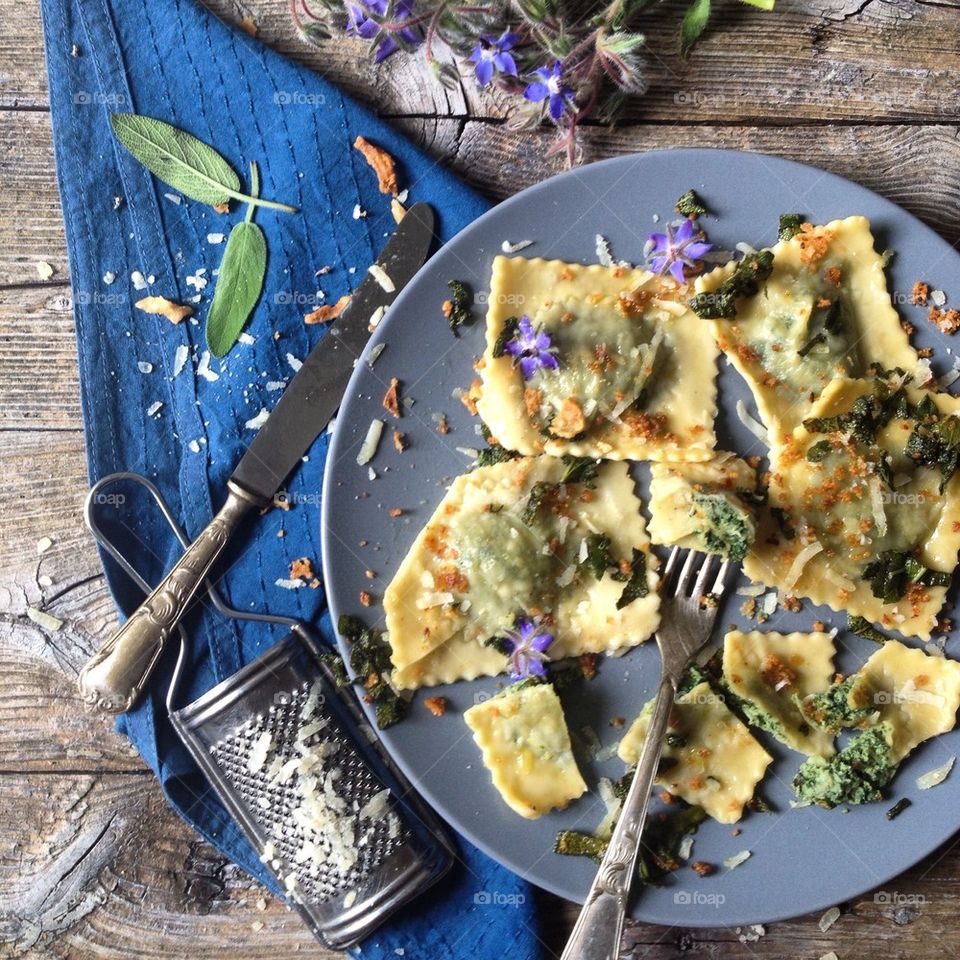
[209,679,412,904]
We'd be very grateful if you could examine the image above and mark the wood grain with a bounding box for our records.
[5,0,960,125]
[4,0,960,954]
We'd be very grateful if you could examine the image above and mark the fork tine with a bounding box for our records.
[692,552,717,598]
[660,546,682,591]
[673,549,699,597]
[712,559,732,595]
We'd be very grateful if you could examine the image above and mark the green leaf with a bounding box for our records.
[680,0,712,57]
[205,221,267,357]
[110,113,297,213]
[110,113,241,206]
[739,0,775,9]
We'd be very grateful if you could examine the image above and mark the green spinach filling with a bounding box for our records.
[793,723,897,808]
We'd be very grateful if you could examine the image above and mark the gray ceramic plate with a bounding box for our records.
[321,149,960,927]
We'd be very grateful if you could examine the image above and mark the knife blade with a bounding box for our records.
[78,203,436,714]
[232,201,434,502]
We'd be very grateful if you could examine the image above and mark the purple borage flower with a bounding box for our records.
[504,314,560,380]
[347,0,420,63]
[523,60,575,122]
[504,617,554,681]
[469,32,519,86]
[646,219,713,285]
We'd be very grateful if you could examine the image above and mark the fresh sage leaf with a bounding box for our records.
[206,164,268,357]
[110,113,297,213]
[111,113,241,206]
[206,221,266,355]
[680,0,711,56]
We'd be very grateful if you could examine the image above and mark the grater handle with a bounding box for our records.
[78,481,264,713]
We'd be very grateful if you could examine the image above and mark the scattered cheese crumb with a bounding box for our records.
[173,344,189,377]
[36,537,53,555]
[131,270,148,290]
[137,361,153,374]
[245,408,270,431]
[207,232,225,244]
[819,906,841,932]
[146,401,164,417]
[197,351,220,382]
[501,239,534,254]
[36,261,55,279]
[27,607,63,631]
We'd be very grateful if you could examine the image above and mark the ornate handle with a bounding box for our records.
[560,673,676,960]
[78,482,262,714]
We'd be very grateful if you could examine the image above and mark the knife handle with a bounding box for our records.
[78,482,264,714]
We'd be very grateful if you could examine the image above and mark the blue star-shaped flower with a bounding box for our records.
[523,60,574,122]
[504,617,554,681]
[469,31,519,86]
[503,315,560,380]
[347,0,421,63]
[646,219,713,285]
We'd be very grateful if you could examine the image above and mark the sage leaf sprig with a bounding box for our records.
[110,114,297,213]
[206,163,268,357]
[111,113,297,356]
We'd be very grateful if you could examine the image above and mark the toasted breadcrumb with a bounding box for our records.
[391,198,406,223]
[929,306,960,334]
[912,281,930,306]
[353,135,399,196]
[289,557,315,580]
[383,378,401,417]
[436,414,449,435]
[239,15,257,36]
[359,591,372,606]
[392,429,407,451]
[424,696,447,717]
[691,861,716,877]
[135,295,193,325]
[579,652,599,681]
[304,294,350,325]
[388,507,403,518]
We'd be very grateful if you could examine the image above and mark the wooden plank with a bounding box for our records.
[0,111,69,287]
[4,0,960,124]
[1,770,959,958]
[0,771,341,957]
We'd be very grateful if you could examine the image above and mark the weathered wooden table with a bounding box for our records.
[2,0,960,955]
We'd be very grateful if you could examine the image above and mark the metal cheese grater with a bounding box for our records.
[86,473,455,949]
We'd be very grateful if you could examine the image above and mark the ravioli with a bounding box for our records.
[723,629,836,757]
[845,640,960,762]
[648,453,758,560]
[464,680,587,819]
[383,456,660,690]
[745,377,960,640]
[694,216,923,435]
[617,681,772,824]
[475,255,718,462]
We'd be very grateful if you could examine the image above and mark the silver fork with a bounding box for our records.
[560,548,733,960]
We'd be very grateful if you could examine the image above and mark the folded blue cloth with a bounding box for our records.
[38,0,545,954]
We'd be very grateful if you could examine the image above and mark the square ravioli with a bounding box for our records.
[617,681,772,824]
[383,456,660,690]
[475,255,718,462]
[647,453,759,561]
[693,215,923,434]
[464,680,587,819]
[745,377,960,640]
[845,640,960,762]
[723,629,837,757]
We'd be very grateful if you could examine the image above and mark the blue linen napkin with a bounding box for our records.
[38,0,547,954]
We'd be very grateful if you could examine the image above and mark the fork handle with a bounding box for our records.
[560,674,676,960]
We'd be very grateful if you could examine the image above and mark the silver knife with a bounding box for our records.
[78,203,436,714]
